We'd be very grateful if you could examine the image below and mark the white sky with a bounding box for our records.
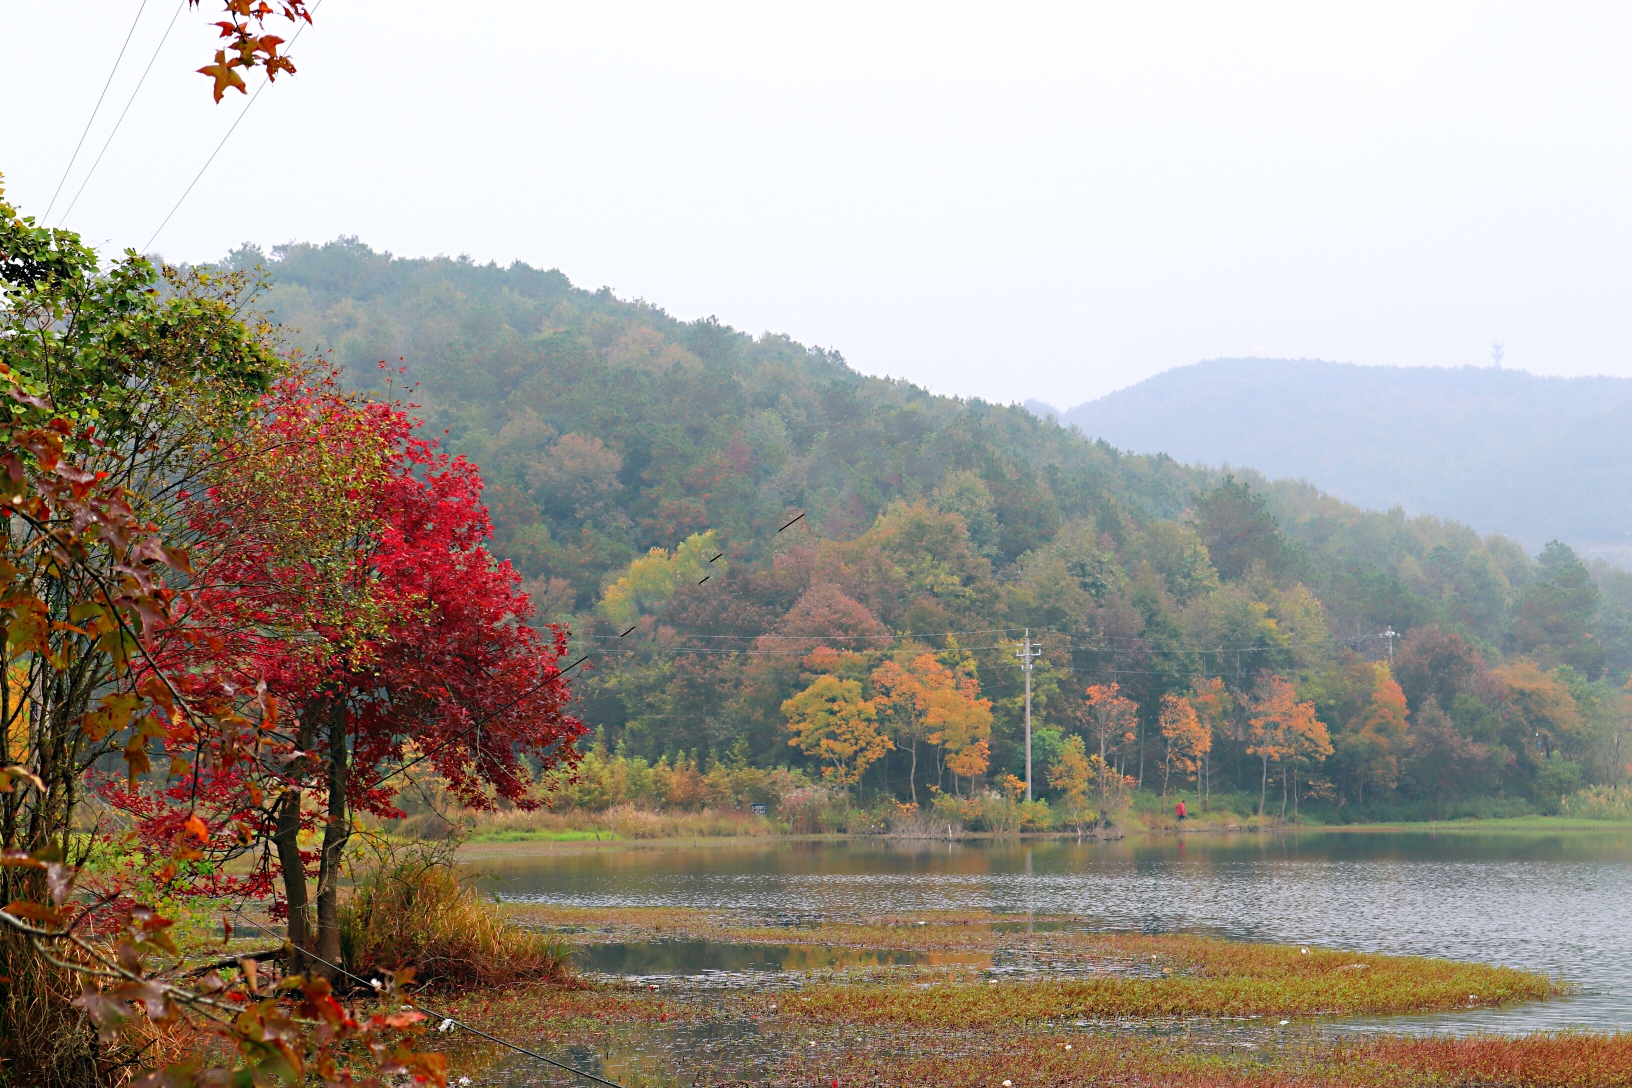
[3,2,1629,407]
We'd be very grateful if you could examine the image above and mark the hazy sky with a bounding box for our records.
[4,3,1629,407]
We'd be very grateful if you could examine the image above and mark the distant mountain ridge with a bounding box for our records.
[1050,359,1632,562]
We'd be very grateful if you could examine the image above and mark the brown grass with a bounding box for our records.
[339,842,575,992]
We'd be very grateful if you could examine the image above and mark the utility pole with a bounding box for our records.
[1015,630,1043,802]
[1381,626,1398,667]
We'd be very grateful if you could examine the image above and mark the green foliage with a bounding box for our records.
[242,240,1632,816]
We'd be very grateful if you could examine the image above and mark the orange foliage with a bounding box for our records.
[1159,694,1211,796]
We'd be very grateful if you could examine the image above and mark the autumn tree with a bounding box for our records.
[871,651,947,804]
[0,372,443,1085]
[1493,658,1584,786]
[1046,733,1096,831]
[1335,664,1411,806]
[1081,682,1139,763]
[1189,677,1234,807]
[929,683,993,796]
[783,675,890,792]
[1283,697,1335,820]
[1247,674,1330,819]
[155,371,584,979]
[1159,694,1210,798]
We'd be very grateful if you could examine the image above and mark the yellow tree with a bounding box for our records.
[1494,658,1583,761]
[783,675,891,794]
[1337,664,1410,806]
[1247,676,1299,817]
[1249,675,1331,819]
[1046,734,1097,831]
[872,651,954,805]
[1159,694,1211,799]
[1285,695,1334,820]
[926,674,993,797]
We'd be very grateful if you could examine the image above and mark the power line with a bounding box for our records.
[45,0,152,220]
[144,0,323,252]
[57,0,187,226]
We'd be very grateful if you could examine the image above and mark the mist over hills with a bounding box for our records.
[1043,360,1632,564]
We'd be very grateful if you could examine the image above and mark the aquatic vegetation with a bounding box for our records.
[797,1029,1632,1088]
[783,954,1548,1023]
[1357,1032,1632,1087]
[432,903,1572,1085]
[503,904,1556,1019]
[433,984,1626,1088]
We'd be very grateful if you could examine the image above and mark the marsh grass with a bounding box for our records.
[780,934,1554,1022]
[339,840,575,992]
[498,905,1555,1019]
[427,984,1626,1088]
[803,1028,1632,1088]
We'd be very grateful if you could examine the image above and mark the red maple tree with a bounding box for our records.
[118,368,584,977]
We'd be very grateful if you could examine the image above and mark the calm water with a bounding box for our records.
[474,829,1632,1033]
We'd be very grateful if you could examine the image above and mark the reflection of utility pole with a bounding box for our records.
[1016,630,1043,801]
[1381,626,1398,667]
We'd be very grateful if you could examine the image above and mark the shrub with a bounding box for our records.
[340,841,572,992]
[779,785,847,833]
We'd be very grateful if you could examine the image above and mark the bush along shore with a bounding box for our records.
[395,754,1632,841]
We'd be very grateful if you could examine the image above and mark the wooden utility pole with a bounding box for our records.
[1015,630,1043,801]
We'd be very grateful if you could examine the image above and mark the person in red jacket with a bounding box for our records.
[1175,800,1187,821]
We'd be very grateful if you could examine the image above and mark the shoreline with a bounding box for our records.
[455,813,1632,855]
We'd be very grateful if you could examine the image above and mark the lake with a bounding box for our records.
[469,828,1632,1034]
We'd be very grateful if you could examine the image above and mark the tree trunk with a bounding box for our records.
[274,715,315,977]
[1280,765,1288,820]
[313,696,350,982]
[909,736,918,806]
[1259,755,1269,816]
[1136,718,1146,789]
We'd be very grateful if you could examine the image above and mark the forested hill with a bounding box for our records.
[239,238,1632,818]
[1049,359,1632,562]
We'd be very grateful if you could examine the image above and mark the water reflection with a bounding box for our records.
[573,938,988,979]
[470,829,1632,1032]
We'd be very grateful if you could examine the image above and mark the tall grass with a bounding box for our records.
[339,841,573,991]
[1562,783,1632,821]
[0,932,101,1086]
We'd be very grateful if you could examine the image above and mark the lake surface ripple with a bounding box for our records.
[475,829,1632,1033]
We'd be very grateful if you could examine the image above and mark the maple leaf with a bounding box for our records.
[199,51,247,102]
[183,814,210,842]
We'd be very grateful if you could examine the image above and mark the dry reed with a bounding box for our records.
[339,841,574,992]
